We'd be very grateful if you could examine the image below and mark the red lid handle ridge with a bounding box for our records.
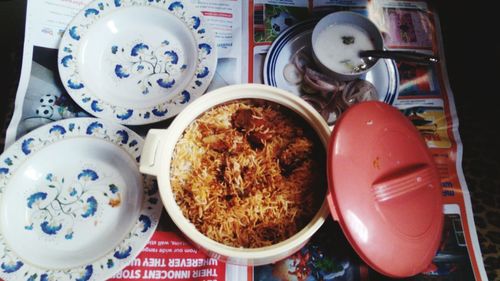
[327,101,444,277]
[371,164,436,203]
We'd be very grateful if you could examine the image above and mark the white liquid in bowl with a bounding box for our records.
[314,23,375,74]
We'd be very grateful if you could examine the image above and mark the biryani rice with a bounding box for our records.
[170,100,325,248]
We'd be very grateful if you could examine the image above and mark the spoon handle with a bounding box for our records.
[359,50,439,64]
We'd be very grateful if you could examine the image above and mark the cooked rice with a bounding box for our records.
[170,100,325,248]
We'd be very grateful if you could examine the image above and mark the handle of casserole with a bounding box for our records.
[140,129,166,176]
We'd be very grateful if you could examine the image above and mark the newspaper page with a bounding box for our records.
[3,0,247,280]
[246,0,488,280]
[3,0,488,280]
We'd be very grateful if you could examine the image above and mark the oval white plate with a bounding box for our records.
[58,0,217,125]
[264,19,399,105]
[0,118,162,281]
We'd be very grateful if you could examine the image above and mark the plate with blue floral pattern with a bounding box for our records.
[0,118,162,281]
[58,0,217,125]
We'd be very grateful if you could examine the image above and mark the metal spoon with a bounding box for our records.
[359,50,439,65]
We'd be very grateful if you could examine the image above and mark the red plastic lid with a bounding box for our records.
[327,101,443,278]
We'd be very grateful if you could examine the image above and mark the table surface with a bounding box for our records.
[436,3,500,279]
[0,1,499,280]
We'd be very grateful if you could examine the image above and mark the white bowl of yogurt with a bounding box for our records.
[311,11,384,81]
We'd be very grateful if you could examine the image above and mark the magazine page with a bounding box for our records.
[109,215,248,281]
[27,0,92,49]
[247,0,488,280]
[252,205,480,281]
[248,0,309,83]
[389,1,486,279]
[190,0,245,93]
[109,231,226,280]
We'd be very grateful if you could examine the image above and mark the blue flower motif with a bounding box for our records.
[111,45,118,54]
[0,167,8,174]
[116,130,129,144]
[109,184,119,194]
[4,157,12,166]
[84,8,99,17]
[24,224,33,230]
[27,192,47,208]
[69,26,80,40]
[114,0,121,7]
[192,16,201,29]
[107,259,114,268]
[61,55,73,67]
[130,43,149,56]
[157,78,175,88]
[1,261,23,273]
[86,121,103,135]
[116,109,133,120]
[65,231,74,240]
[69,123,76,131]
[114,64,130,79]
[22,138,34,155]
[46,173,54,181]
[139,215,152,233]
[82,97,91,103]
[91,100,103,112]
[198,28,206,34]
[143,112,150,119]
[75,265,93,281]
[40,221,62,235]
[67,79,84,89]
[63,47,72,53]
[82,196,98,218]
[152,108,167,117]
[128,139,138,147]
[180,90,190,104]
[27,273,37,281]
[49,125,66,135]
[168,1,184,11]
[198,43,212,55]
[69,187,78,196]
[196,66,209,78]
[147,182,159,196]
[195,80,202,86]
[98,3,104,10]
[40,274,49,281]
[114,246,132,259]
[78,169,99,181]
[164,51,178,64]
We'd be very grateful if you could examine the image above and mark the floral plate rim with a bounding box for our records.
[0,117,162,281]
[58,0,217,125]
